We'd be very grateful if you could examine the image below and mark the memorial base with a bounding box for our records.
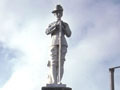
[42,86,72,90]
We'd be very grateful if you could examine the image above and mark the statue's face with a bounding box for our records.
[54,11,63,20]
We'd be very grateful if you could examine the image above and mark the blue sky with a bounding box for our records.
[0,0,120,90]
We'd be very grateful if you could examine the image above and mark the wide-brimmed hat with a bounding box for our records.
[52,5,63,13]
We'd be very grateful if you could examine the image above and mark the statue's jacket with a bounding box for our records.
[46,21,71,47]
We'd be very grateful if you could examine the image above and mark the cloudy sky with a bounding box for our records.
[0,0,120,90]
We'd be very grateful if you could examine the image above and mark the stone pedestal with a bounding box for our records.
[42,87,72,90]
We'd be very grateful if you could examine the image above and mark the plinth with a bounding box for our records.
[42,87,72,90]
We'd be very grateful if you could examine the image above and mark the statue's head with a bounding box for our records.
[52,5,63,20]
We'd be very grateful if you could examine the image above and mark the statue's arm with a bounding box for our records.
[46,22,56,35]
[63,23,71,37]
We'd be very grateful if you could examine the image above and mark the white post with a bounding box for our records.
[58,19,62,84]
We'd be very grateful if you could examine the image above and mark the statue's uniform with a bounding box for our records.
[46,20,71,84]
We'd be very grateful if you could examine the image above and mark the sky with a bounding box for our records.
[0,0,120,90]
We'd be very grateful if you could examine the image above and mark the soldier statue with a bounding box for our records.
[45,5,71,85]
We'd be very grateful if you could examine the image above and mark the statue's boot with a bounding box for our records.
[57,61,64,84]
[60,66,64,81]
[51,65,57,84]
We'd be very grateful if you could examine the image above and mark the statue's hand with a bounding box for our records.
[55,21,60,30]
[56,21,60,26]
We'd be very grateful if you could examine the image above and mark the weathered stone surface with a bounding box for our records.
[42,87,72,90]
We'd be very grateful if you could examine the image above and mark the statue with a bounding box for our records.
[45,5,71,85]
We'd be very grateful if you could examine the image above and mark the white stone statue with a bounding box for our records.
[45,5,71,85]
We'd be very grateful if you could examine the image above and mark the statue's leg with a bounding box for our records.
[50,45,58,84]
[60,45,67,81]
